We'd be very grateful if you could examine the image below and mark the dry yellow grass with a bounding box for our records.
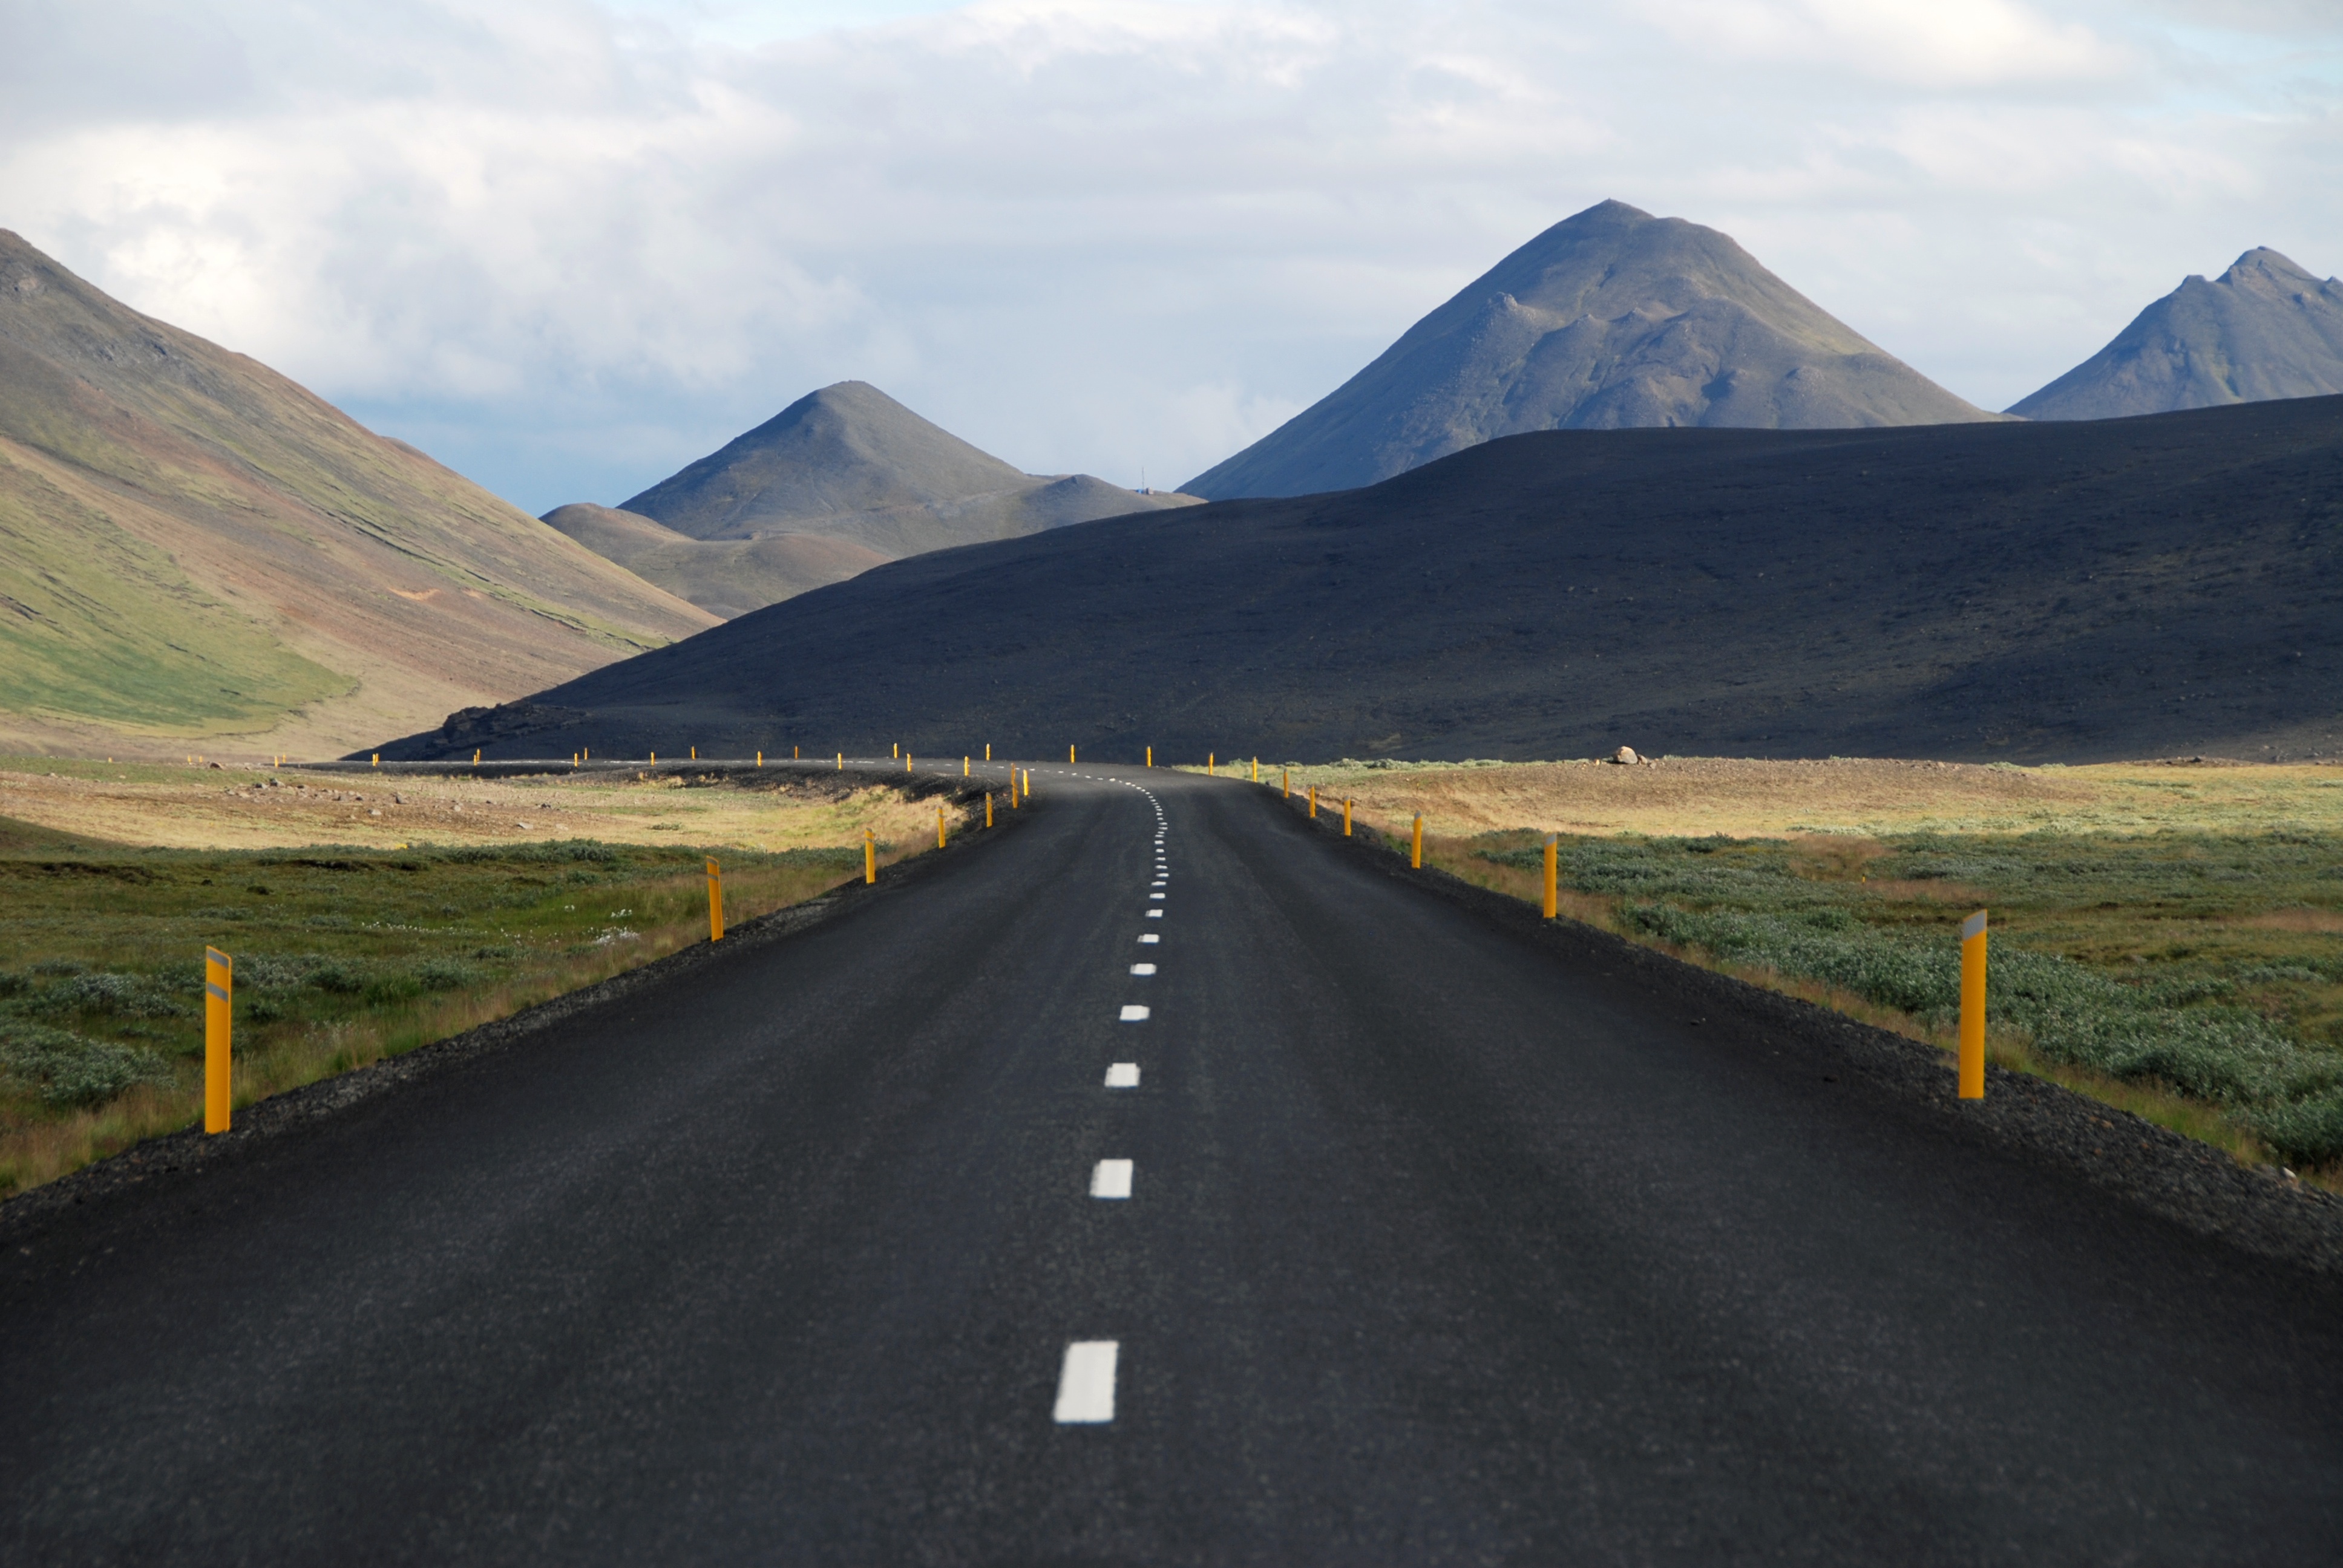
[0,758,946,853]
[1249,755,2343,841]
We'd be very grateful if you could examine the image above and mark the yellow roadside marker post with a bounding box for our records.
[1961,911,1989,1099]
[205,947,232,1134]
[837,753,843,770]
[1208,753,1214,776]
[938,806,948,849]
[651,751,657,764]
[1343,799,1353,835]
[757,751,763,767]
[964,756,970,777]
[893,743,899,759]
[906,753,913,774]
[1251,757,1259,783]
[691,746,698,760]
[864,830,876,884]
[794,746,800,759]
[1146,746,1153,768]
[1543,837,1559,920]
[1024,768,1033,798]
[1070,745,1076,765]
[986,792,994,828]
[706,859,724,941]
[1308,786,1318,819]
[473,750,480,766]
[371,753,379,768]
[1283,768,1291,798]
[985,743,992,761]
[1412,814,1424,869]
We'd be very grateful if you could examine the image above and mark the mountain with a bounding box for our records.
[540,504,886,622]
[379,395,2343,768]
[1185,200,2001,500]
[549,381,1199,615]
[2010,249,2343,420]
[0,230,715,758]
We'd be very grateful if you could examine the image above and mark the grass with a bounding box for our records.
[0,755,951,852]
[1213,757,2343,1186]
[0,768,969,1197]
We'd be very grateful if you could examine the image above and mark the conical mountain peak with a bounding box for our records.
[1185,201,1994,498]
[622,380,1033,540]
[2011,247,2343,420]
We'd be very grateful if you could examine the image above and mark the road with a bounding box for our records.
[4,765,2339,1563]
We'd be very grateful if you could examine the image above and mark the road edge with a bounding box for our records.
[0,774,1029,1248]
[1270,785,2343,1279]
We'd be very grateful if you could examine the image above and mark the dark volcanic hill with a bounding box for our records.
[2011,249,2343,420]
[1184,200,1999,500]
[379,396,2343,768]
[548,381,1199,614]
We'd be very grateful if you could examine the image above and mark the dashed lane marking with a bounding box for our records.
[1119,1005,1150,1021]
[1090,1160,1134,1199]
[1138,933,1159,944]
[1130,963,1156,975]
[1105,1062,1140,1087]
[1146,910,1163,919]
[1054,1341,1119,1423]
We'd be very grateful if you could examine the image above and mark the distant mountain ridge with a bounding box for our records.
[0,230,714,757]
[549,381,1199,616]
[1185,200,1999,500]
[2011,249,2343,420]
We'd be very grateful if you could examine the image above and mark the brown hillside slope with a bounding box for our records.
[0,231,715,758]
[540,504,886,620]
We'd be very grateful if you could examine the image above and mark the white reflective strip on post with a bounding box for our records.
[1962,910,1988,940]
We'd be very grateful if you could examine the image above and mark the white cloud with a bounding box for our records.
[1643,0,2137,89]
[1,0,2337,510]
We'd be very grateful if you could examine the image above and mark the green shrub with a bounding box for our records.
[415,959,477,991]
[28,972,190,1020]
[0,1022,172,1106]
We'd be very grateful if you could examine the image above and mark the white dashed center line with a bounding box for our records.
[1104,1062,1140,1087]
[1149,892,1165,901]
[1130,962,1156,975]
[1054,1341,1119,1423]
[1090,1159,1133,1199]
[1119,1004,1150,1021]
[1146,909,1163,918]
[1138,933,1159,944]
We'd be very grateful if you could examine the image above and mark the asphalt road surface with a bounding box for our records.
[4,766,2339,1564]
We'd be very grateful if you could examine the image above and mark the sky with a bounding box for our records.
[2,0,2338,514]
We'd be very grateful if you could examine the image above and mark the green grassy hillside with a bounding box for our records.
[0,232,716,757]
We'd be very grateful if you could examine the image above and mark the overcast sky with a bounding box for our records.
[4,0,2338,512]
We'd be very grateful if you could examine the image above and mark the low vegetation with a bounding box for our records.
[0,763,964,1197]
[1242,757,2343,1183]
